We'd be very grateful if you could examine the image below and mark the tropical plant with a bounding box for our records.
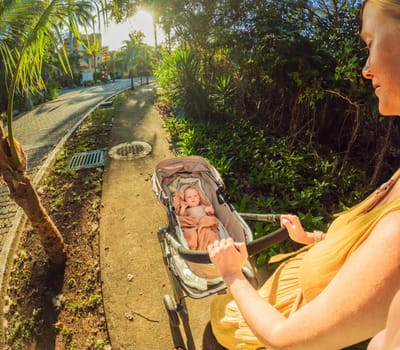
[82,34,102,73]
[153,0,398,188]
[0,0,103,264]
[155,47,211,120]
[164,114,370,231]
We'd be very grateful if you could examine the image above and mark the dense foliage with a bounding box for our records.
[152,0,400,190]
[164,115,370,237]
[151,0,400,276]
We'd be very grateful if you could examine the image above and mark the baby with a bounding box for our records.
[181,187,214,217]
[173,185,219,250]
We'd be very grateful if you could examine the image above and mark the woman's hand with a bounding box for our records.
[280,214,312,244]
[208,238,248,283]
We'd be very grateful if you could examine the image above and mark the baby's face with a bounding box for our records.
[184,188,200,207]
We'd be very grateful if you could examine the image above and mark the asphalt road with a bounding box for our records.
[0,77,149,299]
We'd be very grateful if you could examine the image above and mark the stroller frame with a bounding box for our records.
[152,155,289,348]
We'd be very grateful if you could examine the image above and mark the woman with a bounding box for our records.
[368,290,400,349]
[207,1,400,349]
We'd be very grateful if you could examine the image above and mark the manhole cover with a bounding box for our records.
[108,141,152,160]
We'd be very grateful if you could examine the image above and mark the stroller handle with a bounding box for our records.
[177,227,289,264]
[238,213,281,224]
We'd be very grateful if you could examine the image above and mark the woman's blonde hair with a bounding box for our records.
[362,0,400,20]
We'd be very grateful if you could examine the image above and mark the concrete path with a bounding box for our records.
[99,86,222,350]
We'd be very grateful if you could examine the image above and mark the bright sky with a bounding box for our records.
[100,10,164,51]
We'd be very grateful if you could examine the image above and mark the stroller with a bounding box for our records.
[152,155,289,347]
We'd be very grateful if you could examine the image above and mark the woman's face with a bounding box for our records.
[361,2,400,115]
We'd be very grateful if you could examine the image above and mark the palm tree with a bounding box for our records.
[82,34,101,74]
[0,0,98,264]
[123,30,146,68]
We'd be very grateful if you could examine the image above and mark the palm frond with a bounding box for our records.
[1,0,99,164]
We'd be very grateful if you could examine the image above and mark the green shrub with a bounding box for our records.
[165,115,370,233]
[155,48,211,120]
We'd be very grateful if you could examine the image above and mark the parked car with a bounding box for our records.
[110,72,122,80]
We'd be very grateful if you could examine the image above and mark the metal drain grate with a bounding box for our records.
[108,141,152,160]
[66,148,107,170]
[100,100,113,108]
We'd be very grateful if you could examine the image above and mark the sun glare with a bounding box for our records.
[134,10,154,34]
[101,9,161,51]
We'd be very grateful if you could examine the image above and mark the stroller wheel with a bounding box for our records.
[163,294,180,327]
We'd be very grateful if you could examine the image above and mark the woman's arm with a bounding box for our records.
[383,289,400,348]
[209,210,400,350]
[368,289,400,350]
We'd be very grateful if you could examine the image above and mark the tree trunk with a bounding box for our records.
[153,22,158,49]
[369,118,394,187]
[0,123,67,264]
[339,104,361,177]
[288,96,300,147]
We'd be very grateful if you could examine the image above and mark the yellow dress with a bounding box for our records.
[210,169,400,349]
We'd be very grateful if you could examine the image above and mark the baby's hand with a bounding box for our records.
[205,206,214,215]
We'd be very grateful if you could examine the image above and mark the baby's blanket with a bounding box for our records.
[178,215,219,250]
